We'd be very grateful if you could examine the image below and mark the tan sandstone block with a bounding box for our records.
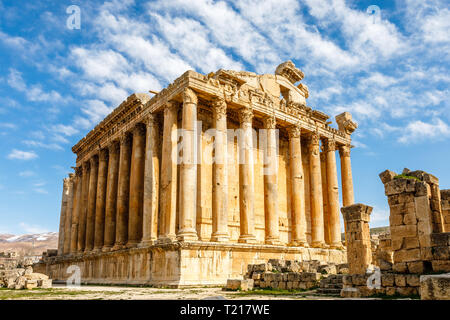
[393,248,421,263]
[395,274,406,287]
[420,274,450,300]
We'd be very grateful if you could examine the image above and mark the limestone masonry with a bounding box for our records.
[39,61,358,287]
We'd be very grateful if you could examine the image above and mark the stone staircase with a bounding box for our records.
[317,274,344,295]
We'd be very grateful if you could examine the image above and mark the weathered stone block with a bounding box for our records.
[395,274,406,287]
[432,246,450,260]
[393,248,421,263]
[379,170,397,184]
[406,274,420,287]
[25,279,38,290]
[390,225,417,238]
[342,275,352,285]
[420,274,450,300]
[226,279,254,291]
[403,237,420,249]
[381,274,394,286]
[431,233,450,247]
[407,261,426,274]
[431,260,450,272]
[396,286,417,296]
[385,287,396,296]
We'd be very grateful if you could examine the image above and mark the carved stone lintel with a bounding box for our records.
[287,125,301,139]
[238,107,253,124]
[212,97,227,121]
[263,116,276,129]
[183,87,198,105]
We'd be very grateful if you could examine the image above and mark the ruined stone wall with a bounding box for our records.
[441,189,450,232]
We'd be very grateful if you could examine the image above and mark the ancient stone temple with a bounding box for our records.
[44,61,358,286]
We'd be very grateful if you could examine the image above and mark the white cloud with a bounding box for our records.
[398,118,450,143]
[7,149,38,160]
[51,124,79,136]
[22,140,63,151]
[19,170,35,177]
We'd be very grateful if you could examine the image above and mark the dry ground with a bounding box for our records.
[0,285,408,300]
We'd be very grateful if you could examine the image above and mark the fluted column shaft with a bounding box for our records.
[113,133,132,250]
[141,115,160,246]
[288,126,307,246]
[127,123,146,247]
[263,116,279,245]
[211,98,229,242]
[339,144,355,207]
[103,142,120,251]
[159,102,178,242]
[70,168,82,254]
[58,177,70,255]
[77,162,90,252]
[309,132,325,247]
[320,150,330,245]
[94,149,108,251]
[238,107,256,243]
[85,156,98,252]
[177,88,199,241]
[63,175,74,255]
[325,139,342,248]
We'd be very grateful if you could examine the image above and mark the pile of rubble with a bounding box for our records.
[225,259,348,291]
[0,265,52,290]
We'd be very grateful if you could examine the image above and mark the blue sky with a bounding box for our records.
[0,0,448,235]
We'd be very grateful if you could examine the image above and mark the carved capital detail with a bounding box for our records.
[263,116,276,129]
[144,113,158,126]
[339,144,351,157]
[183,87,198,105]
[99,148,109,161]
[309,132,320,147]
[82,161,90,172]
[164,101,178,115]
[89,155,98,167]
[212,97,227,121]
[323,138,336,152]
[109,141,120,155]
[133,122,146,136]
[287,125,301,139]
[238,107,253,124]
[120,132,132,146]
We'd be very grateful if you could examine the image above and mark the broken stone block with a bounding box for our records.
[379,170,397,184]
[25,279,38,290]
[420,274,450,300]
[225,279,254,291]
[37,279,52,288]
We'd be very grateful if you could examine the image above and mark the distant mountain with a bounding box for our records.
[0,232,58,256]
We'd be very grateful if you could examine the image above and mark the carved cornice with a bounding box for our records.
[183,87,198,104]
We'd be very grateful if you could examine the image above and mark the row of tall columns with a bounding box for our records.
[58,90,356,254]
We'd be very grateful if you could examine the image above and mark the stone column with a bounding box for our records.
[211,98,229,242]
[103,141,120,251]
[63,174,74,255]
[320,149,330,245]
[341,203,373,274]
[238,107,256,244]
[127,123,146,248]
[85,155,98,252]
[339,144,355,207]
[94,148,108,252]
[308,132,325,247]
[113,133,132,250]
[58,177,69,255]
[324,139,342,248]
[77,161,90,253]
[178,88,199,241]
[263,116,279,245]
[159,102,178,242]
[287,125,307,246]
[70,167,82,254]
[140,115,160,246]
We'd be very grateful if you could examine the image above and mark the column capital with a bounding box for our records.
[212,97,227,121]
[308,131,320,148]
[164,100,179,114]
[108,140,120,155]
[133,122,146,136]
[99,148,109,161]
[74,166,83,177]
[89,155,99,167]
[323,138,336,152]
[287,125,301,139]
[144,113,158,126]
[183,87,198,104]
[82,160,90,172]
[238,107,253,124]
[338,143,352,157]
[263,116,276,129]
[119,132,132,146]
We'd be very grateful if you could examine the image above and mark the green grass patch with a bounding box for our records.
[0,288,122,300]
[231,287,316,297]
[394,174,420,181]
[368,292,420,300]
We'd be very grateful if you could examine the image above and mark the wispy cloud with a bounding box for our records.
[7,149,38,160]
